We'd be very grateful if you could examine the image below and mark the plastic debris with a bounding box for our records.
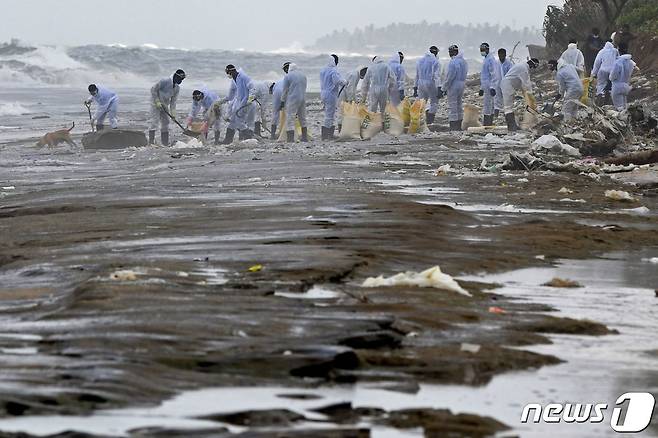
[362,266,471,296]
[558,187,574,194]
[642,257,658,264]
[436,164,456,176]
[248,264,263,273]
[605,190,635,202]
[460,343,481,354]
[109,270,138,281]
[488,306,506,314]
[559,198,586,203]
[532,135,581,157]
[542,277,582,288]
[2,186,15,190]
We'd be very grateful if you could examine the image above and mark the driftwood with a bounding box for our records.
[605,150,658,166]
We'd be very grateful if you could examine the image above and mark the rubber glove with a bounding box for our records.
[413,87,418,98]
[155,101,164,110]
[437,87,444,99]
[479,89,484,97]
[279,102,285,111]
[398,90,405,101]
[247,95,256,103]
[490,88,497,97]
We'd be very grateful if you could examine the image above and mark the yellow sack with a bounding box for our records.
[398,98,411,127]
[339,102,365,141]
[524,92,537,111]
[277,111,302,142]
[384,103,404,136]
[361,111,383,140]
[408,99,426,134]
[581,77,594,105]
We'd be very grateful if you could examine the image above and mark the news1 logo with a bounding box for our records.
[521,392,656,433]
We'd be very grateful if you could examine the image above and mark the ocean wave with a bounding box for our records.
[0,102,32,116]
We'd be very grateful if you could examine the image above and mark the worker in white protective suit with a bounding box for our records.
[413,46,441,124]
[85,84,119,131]
[479,43,498,126]
[319,54,347,140]
[246,80,274,137]
[609,43,636,111]
[549,60,584,121]
[559,41,586,76]
[280,62,308,143]
[149,69,185,146]
[337,66,367,132]
[500,58,539,131]
[270,80,285,140]
[389,52,406,106]
[494,48,513,118]
[590,41,619,103]
[186,87,221,144]
[361,56,396,116]
[443,45,468,131]
[218,65,255,144]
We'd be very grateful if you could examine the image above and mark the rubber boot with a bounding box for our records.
[337,124,342,133]
[449,121,459,131]
[254,122,262,137]
[321,126,328,140]
[329,126,337,140]
[161,131,169,146]
[242,130,253,140]
[505,112,519,132]
[214,130,221,145]
[301,127,308,142]
[96,124,104,131]
[222,128,235,145]
[286,130,295,143]
[426,112,435,125]
[483,115,493,126]
[494,109,500,119]
[456,120,463,131]
[148,130,156,145]
[270,125,277,140]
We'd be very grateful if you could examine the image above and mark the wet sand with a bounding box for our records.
[1,96,658,437]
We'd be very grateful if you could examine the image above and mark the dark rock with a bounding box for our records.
[81,129,147,150]
[201,409,304,427]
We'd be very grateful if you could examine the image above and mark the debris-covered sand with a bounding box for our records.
[0,68,656,437]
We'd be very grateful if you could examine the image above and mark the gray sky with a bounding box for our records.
[2,0,564,51]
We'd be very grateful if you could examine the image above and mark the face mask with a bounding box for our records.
[481,51,487,57]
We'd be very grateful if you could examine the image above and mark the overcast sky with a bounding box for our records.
[2,0,564,51]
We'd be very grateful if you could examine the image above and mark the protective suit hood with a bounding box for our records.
[372,56,384,64]
[620,54,633,60]
[389,53,401,65]
[603,41,615,50]
[568,43,578,50]
[326,56,336,67]
[288,63,298,72]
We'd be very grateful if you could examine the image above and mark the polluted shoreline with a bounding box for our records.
[1,91,657,436]
[2,17,658,438]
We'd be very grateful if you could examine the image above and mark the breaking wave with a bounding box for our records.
[0,102,32,116]
[0,39,375,92]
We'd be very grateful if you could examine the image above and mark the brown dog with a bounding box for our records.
[36,122,76,147]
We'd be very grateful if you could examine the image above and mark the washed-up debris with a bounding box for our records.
[460,343,481,354]
[559,198,586,203]
[488,306,506,314]
[436,164,457,176]
[109,270,138,281]
[542,278,582,288]
[2,186,15,190]
[362,266,471,296]
[558,187,573,194]
[642,257,658,264]
[624,206,650,215]
[605,150,658,166]
[248,264,263,273]
[532,135,581,157]
[605,190,635,202]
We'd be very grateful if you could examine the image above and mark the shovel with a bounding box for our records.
[85,102,94,132]
[160,106,201,138]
